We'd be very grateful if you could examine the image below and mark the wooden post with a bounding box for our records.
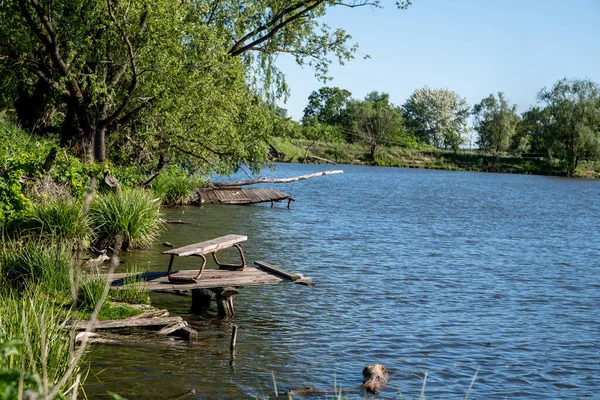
[190,289,212,314]
[230,325,238,350]
[212,287,238,317]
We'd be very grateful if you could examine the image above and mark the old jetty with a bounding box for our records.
[108,235,313,318]
[198,187,294,207]
[199,170,343,207]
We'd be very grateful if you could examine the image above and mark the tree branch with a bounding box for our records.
[229,0,327,57]
[100,0,139,129]
[18,0,85,105]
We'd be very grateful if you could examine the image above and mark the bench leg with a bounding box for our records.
[212,244,246,270]
[192,254,207,280]
[166,254,175,276]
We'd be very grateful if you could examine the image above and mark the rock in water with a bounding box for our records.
[361,364,389,394]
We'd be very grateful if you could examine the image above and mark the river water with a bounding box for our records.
[85,164,600,399]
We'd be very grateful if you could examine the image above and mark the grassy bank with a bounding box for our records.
[269,137,600,178]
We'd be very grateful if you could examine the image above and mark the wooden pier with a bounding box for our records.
[109,265,312,292]
[198,187,294,207]
[108,262,312,317]
[110,235,312,321]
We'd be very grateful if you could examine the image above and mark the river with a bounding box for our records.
[85,163,600,399]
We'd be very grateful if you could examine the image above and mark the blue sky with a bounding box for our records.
[275,0,600,120]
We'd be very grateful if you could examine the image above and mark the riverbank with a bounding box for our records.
[269,137,600,178]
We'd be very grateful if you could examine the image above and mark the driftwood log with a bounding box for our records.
[212,170,343,187]
[287,364,389,396]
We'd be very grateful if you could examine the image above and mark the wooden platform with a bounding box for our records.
[108,266,312,292]
[198,187,294,206]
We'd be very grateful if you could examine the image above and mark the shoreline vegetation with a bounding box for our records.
[269,136,600,178]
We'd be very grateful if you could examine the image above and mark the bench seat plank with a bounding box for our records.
[163,234,247,257]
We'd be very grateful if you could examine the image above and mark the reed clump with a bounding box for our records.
[89,188,163,250]
[25,197,94,248]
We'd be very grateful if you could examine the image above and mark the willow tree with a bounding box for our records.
[1,0,412,171]
[537,78,600,176]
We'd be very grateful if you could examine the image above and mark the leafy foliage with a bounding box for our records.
[402,87,470,151]
[151,168,208,206]
[303,87,352,126]
[348,91,404,161]
[537,78,600,176]
[472,93,521,153]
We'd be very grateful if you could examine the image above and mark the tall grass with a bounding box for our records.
[0,287,79,397]
[151,169,206,205]
[0,239,72,295]
[89,188,163,249]
[25,197,94,248]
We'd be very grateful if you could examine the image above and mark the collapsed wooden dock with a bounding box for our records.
[198,187,294,207]
[109,265,312,292]
[108,261,313,318]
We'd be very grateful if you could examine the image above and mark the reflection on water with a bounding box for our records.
[85,164,600,399]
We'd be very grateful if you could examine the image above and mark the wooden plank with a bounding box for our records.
[157,320,188,336]
[73,316,183,331]
[254,260,301,281]
[163,234,247,256]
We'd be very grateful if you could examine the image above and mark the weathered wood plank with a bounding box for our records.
[73,316,183,331]
[254,260,301,281]
[108,266,312,291]
[198,188,293,205]
[163,234,247,256]
[156,320,188,336]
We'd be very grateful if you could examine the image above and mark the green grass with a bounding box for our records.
[76,268,149,320]
[25,197,94,248]
[108,265,151,305]
[0,238,73,295]
[0,287,80,397]
[271,136,600,177]
[89,188,163,249]
[151,169,207,205]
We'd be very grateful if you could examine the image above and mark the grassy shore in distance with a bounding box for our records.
[269,137,600,178]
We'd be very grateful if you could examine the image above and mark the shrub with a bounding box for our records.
[151,168,206,205]
[89,188,163,249]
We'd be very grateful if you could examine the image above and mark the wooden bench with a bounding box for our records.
[162,234,247,283]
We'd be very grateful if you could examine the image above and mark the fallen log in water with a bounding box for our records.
[212,170,343,187]
[287,364,389,396]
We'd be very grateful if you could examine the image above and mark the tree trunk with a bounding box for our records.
[94,126,107,162]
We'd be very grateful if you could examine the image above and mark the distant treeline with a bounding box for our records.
[273,79,600,177]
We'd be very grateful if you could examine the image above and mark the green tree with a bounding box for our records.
[402,87,470,151]
[537,78,600,176]
[349,91,403,161]
[513,106,550,155]
[472,93,521,153]
[1,0,412,168]
[302,86,352,126]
